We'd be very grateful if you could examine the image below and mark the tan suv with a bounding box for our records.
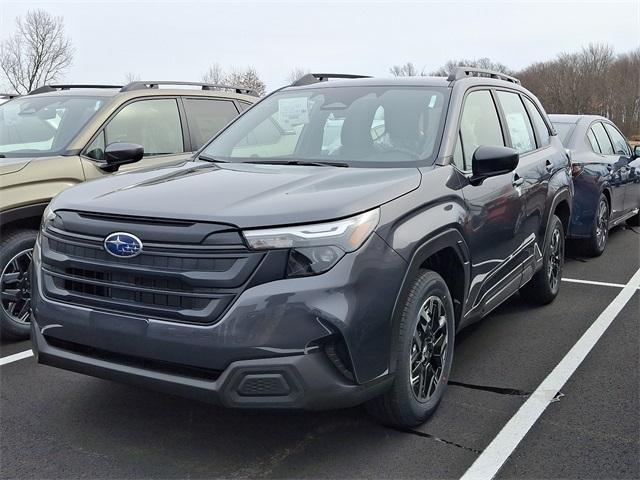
[0,81,257,339]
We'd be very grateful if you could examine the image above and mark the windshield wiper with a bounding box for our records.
[198,153,229,163]
[243,159,349,168]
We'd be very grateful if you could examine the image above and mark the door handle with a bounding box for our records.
[512,175,524,187]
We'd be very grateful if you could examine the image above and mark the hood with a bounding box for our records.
[0,157,32,175]
[51,161,422,228]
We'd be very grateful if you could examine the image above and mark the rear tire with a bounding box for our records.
[366,270,455,428]
[0,229,37,341]
[583,194,609,257]
[520,215,564,305]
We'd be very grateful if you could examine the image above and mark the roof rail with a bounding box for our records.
[28,84,122,95]
[120,81,258,96]
[291,73,372,87]
[0,93,20,99]
[447,67,520,84]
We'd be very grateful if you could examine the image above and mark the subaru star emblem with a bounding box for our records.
[104,232,143,258]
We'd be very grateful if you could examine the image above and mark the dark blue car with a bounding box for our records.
[551,114,640,256]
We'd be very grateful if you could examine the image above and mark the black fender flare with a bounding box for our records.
[0,203,48,230]
[387,227,470,375]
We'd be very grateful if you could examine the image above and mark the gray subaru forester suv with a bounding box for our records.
[31,70,572,427]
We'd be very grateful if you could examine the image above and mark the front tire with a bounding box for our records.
[0,229,37,341]
[366,270,455,427]
[520,215,564,305]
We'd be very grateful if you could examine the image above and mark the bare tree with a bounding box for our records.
[202,62,225,84]
[124,72,140,84]
[287,67,310,84]
[227,67,266,96]
[430,57,512,76]
[0,10,73,94]
[389,62,421,77]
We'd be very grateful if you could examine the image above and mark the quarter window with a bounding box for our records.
[105,99,184,157]
[496,91,536,154]
[183,98,239,150]
[591,122,614,155]
[603,123,630,156]
[523,97,550,147]
[457,90,504,171]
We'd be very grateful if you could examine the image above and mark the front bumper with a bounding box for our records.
[31,232,406,408]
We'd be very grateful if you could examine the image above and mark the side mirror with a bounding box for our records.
[102,142,144,171]
[470,145,519,185]
[634,145,640,158]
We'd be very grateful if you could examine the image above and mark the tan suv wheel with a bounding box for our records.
[0,229,37,340]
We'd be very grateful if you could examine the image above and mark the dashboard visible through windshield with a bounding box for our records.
[201,85,450,167]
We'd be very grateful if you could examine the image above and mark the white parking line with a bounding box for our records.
[0,349,33,366]
[562,277,627,289]
[461,266,640,480]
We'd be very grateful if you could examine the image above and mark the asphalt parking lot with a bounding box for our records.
[1,226,638,480]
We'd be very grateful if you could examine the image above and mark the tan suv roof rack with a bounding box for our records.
[120,81,258,96]
[447,67,520,84]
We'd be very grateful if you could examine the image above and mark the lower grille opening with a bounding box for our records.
[45,336,222,381]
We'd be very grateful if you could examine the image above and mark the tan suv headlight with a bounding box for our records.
[242,209,380,277]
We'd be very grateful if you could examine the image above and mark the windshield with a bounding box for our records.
[201,85,450,167]
[0,95,107,158]
[552,122,575,146]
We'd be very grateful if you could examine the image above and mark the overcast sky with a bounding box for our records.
[1,0,638,92]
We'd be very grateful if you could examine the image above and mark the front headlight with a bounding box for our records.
[41,204,58,232]
[243,209,380,277]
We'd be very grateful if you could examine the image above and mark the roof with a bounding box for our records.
[548,114,607,124]
[286,76,453,90]
[23,87,257,103]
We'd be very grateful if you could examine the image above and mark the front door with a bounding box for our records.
[452,89,529,315]
[81,97,191,180]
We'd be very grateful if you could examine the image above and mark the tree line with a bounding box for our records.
[1,10,638,139]
[388,45,640,139]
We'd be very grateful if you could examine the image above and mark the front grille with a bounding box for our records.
[40,211,265,324]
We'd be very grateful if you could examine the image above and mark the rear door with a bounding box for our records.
[602,122,638,215]
[590,121,627,221]
[81,97,191,179]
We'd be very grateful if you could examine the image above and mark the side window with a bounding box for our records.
[453,133,465,170]
[586,128,601,153]
[458,90,504,170]
[496,91,536,154]
[85,131,106,160]
[105,99,184,157]
[603,123,630,156]
[238,101,252,111]
[183,98,239,150]
[522,97,550,147]
[591,122,614,155]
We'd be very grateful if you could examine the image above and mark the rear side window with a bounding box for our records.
[603,123,630,156]
[496,91,536,154]
[586,128,600,153]
[457,90,504,171]
[591,122,614,155]
[183,98,239,150]
[523,97,550,146]
[106,99,184,157]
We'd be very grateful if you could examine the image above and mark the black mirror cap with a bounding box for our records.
[102,142,144,171]
[471,145,519,184]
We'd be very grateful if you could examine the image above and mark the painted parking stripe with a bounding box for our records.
[0,349,33,366]
[461,266,640,480]
[562,277,627,289]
